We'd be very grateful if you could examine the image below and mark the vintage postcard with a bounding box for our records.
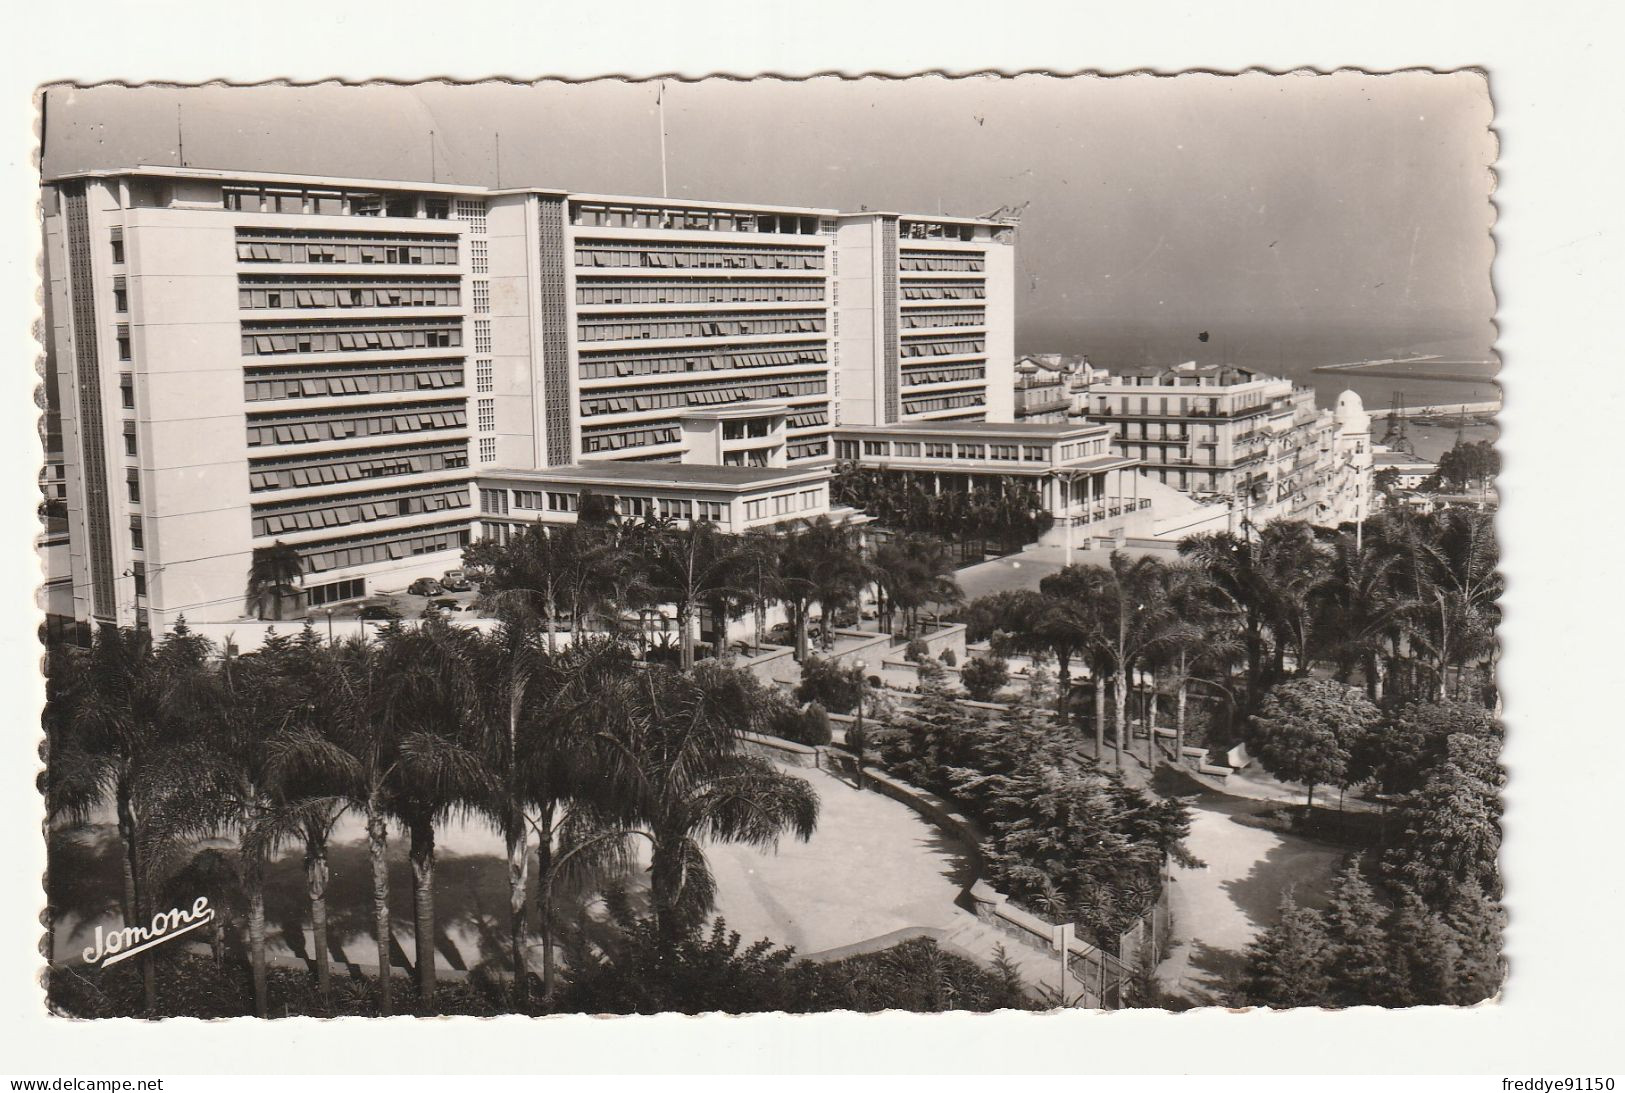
[33,72,1503,1028]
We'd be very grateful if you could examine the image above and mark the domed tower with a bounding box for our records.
[1330,390,1374,524]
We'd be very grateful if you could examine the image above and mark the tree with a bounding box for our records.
[43,622,214,1012]
[1253,521,1332,678]
[371,621,490,1010]
[1238,890,1331,1008]
[247,541,305,621]
[1383,733,1503,906]
[1317,530,1412,700]
[1249,678,1378,809]
[465,521,610,653]
[592,663,820,945]
[1320,859,1393,1005]
[960,656,1010,702]
[1382,892,1461,1006]
[1351,698,1498,797]
[871,532,962,637]
[644,518,747,671]
[1441,879,1506,1004]
[796,654,864,715]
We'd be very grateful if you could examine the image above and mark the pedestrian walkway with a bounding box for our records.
[1154,782,1346,1007]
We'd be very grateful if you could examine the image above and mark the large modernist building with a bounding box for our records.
[39,165,1019,629]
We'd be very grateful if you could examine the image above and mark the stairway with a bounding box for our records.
[937,911,1113,1006]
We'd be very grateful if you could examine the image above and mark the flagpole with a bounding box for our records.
[657,81,669,199]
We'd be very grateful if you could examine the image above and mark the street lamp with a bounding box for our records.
[851,658,868,791]
[325,607,334,645]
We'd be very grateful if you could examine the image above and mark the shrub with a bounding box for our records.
[768,701,832,746]
[795,654,864,714]
[961,655,1010,702]
[904,638,930,663]
[940,648,957,667]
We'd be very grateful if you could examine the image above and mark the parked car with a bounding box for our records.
[407,577,444,597]
[359,604,399,621]
[428,598,459,613]
[440,569,471,593]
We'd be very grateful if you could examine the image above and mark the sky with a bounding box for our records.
[39,74,1498,373]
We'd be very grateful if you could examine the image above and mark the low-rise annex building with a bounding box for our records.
[831,419,1154,550]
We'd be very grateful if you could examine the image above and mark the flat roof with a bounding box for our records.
[833,420,1107,438]
[43,164,854,219]
[480,460,829,491]
[43,163,529,197]
[568,191,840,217]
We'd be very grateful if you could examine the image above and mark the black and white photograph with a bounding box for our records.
[30,71,1509,1022]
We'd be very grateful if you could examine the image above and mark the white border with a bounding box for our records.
[3,0,1621,1075]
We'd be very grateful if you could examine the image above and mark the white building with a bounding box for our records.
[39,165,1019,628]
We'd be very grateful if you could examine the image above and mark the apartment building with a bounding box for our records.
[1081,361,1370,528]
[834,213,1015,427]
[40,165,1019,628]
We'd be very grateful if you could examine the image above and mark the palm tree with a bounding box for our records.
[1154,564,1238,764]
[1317,530,1411,700]
[1084,553,1177,768]
[590,662,819,945]
[44,622,214,1012]
[372,619,489,1010]
[254,628,352,1001]
[873,533,961,637]
[804,517,867,648]
[269,631,407,1013]
[644,518,748,671]
[177,645,300,1018]
[248,541,305,621]
[1254,521,1331,678]
[1179,530,1275,709]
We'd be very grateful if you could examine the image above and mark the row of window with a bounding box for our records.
[581,377,825,417]
[741,488,825,522]
[1057,440,1109,460]
[247,403,467,447]
[901,221,980,241]
[901,365,985,388]
[578,344,826,381]
[580,424,682,454]
[223,188,483,224]
[575,281,825,305]
[301,523,471,575]
[578,313,825,343]
[307,577,367,607]
[901,283,986,300]
[244,363,462,402]
[254,484,469,537]
[573,204,829,235]
[841,439,1051,463]
[901,391,986,415]
[249,441,469,492]
[901,309,985,330]
[575,244,825,271]
[787,438,829,460]
[241,319,462,355]
[900,336,986,359]
[235,234,459,266]
[238,283,460,310]
[786,410,828,429]
[898,253,984,272]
